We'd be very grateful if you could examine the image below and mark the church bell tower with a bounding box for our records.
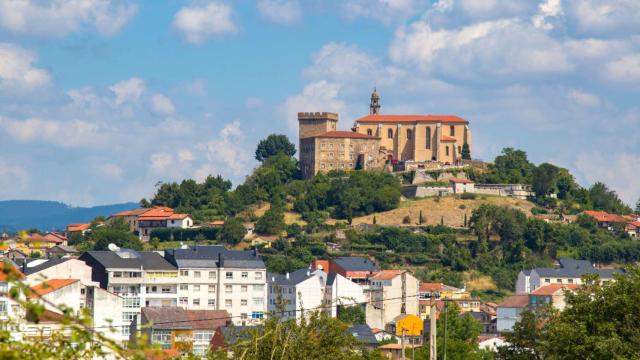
[370,88,381,115]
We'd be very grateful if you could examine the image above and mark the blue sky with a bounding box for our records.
[0,0,638,206]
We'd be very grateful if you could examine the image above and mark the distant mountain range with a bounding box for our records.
[0,200,138,233]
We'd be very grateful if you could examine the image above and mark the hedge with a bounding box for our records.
[149,228,219,242]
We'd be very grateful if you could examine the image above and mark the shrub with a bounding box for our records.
[460,192,476,200]
[402,215,411,224]
[149,228,218,242]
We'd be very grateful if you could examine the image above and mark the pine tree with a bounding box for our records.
[636,197,640,215]
[372,215,377,225]
[419,210,425,224]
[461,143,471,160]
[464,213,468,227]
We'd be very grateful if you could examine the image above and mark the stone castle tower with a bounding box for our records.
[297,112,339,151]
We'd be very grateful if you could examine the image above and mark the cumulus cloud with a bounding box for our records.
[532,0,563,30]
[566,0,640,36]
[567,89,601,108]
[151,94,176,115]
[304,42,385,83]
[281,81,347,133]
[257,0,302,25]
[173,2,237,44]
[0,43,52,90]
[109,77,145,106]
[605,54,640,84]
[0,0,137,37]
[197,121,251,178]
[0,116,101,148]
[149,152,174,174]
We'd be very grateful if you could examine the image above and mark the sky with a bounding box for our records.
[0,0,638,207]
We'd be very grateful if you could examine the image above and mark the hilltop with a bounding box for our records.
[0,200,138,232]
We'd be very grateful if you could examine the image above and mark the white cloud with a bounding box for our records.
[532,0,563,30]
[149,152,174,174]
[389,19,574,82]
[199,121,250,177]
[304,42,384,83]
[257,0,302,25]
[173,2,237,44]
[342,0,430,24]
[97,163,123,181]
[567,0,640,36]
[605,54,640,84]
[109,77,145,106]
[567,89,601,108]
[575,152,640,205]
[151,94,176,115]
[0,0,137,37]
[0,43,52,90]
[0,116,101,148]
[178,149,195,163]
[281,81,347,133]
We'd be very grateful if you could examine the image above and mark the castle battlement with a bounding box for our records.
[297,112,339,120]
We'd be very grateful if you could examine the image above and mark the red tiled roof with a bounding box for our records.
[531,283,580,296]
[67,223,90,232]
[419,282,443,292]
[441,135,457,142]
[370,270,403,280]
[313,131,379,139]
[498,294,529,308]
[448,178,474,184]
[356,114,468,124]
[0,261,24,281]
[30,279,79,297]
[209,220,225,226]
[583,210,628,223]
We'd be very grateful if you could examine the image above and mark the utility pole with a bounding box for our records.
[429,297,437,360]
[443,300,448,360]
[401,328,406,360]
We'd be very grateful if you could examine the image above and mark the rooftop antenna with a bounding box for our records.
[107,243,120,252]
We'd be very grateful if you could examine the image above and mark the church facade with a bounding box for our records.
[298,90,472,178]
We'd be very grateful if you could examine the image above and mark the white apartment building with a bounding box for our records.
[268,268,327,321]
[365,270,420,330]
[325,272,367,318]
[164,245,267,325]
[79,249,179,338]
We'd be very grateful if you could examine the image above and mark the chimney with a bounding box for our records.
[218,252,222,268]
[286,272,290,280]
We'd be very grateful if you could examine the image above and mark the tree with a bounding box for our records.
[255,134,296,162]
[532,163,560,198]
[90,218,143,251]
[256,206,286,236]
[497,310,545,360]
[481,148,534,184]
[635,197,640,215]
[337,305,365,325]
[461,142,471,160]
[218,217,247,245]
[588,182,631,214]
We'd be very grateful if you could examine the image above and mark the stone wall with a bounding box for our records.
[403,185,452,198]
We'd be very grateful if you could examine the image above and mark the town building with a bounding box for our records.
[496,294,529,332]
[348,324,379,350]
[528,283,580,312]
[163,245,267,326]
[66,223,91,236]
[379,343,422,360]
[22,257,96,286]
[79,249,179,338]
[516,258,620,293]
[110,206,193,241]
[298,90,472,178]
[135,307,231,356]
[311,257,379,285]
[325,272,367,318]
[267,268,327,321]
[365,270,419,330]
[417,282,481,319]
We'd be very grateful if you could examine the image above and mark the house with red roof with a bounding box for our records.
[529,283,580,312]
[110,206,193,241]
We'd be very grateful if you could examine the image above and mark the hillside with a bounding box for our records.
[0,200,138,232]
[351,195,535,227]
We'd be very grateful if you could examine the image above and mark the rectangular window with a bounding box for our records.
[161,287,172,294]
[122,311,137,326]
[251,311,264,320]
[209,271,216,279]
[208,299,215,307]
[0,301,7,316]
[226,272,233,280]
[225,299,232,308]
[179,297,188,305]
[180,270,189,276]
[123,297,140,308]
[557,279,562,283]
[194,271,201,278]
[450,125,455,136]
[253,297,264,306]
[193,298,200,305]
[226,285,232,293]
[321,143,325,150]
[253,284,264,292]
[151,329,171,349]
[241,299,248,306]
[241,272,248,278]
[545,278,551,283]
[193,284,200,291]
[208,285,216,293]
[193,330,214,342]
[568,279,574,284]
[180,283,188,291]
[241,285,248,292]
[113,272,122,278]
[329,143,333,149]
[255,272,262,280]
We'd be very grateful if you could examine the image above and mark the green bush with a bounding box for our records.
[149,228,218,242]
[460,192,476,200]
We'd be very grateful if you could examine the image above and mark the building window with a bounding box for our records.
[123,298,140,308]
[387,129,393,139]
[251,311,264,319]
[226,272,233,279]
[151,329,171,349]
[208,285,216,293]
[426,127,431,149]
[450,125,455,136]
[194,271,201,278]
[193,284,200,291]
[180,270,188,276]
[193,298,200,305]
[208,299,215,307]
[545,278,551,283]
[321,143,325,149]
[241,285,248,292]
[226,285,232,293]
[209,271,216,279]
[179,283,188,291]
[568,279,574,284]
[179,297,188,305]
[329,152,333,158]
[122,311,137,326]
[253,284,264,292]
[341,144,345,149]
[241,299,248,306]
[225,300,232,308]
[407,129,412,140]
[242,272,248,278]
[161,287,172,294]
[255,272,262,280]
[253,297,264,306]
[367,129,372,136]
[445,146,449,156]
[557,279,562,283]
[329,143,333,149]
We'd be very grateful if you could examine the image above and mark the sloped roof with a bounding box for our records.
[370,270,403,280]
[532,283,580,296]
[333,257,379,272]
[498,294,529,308]
[164,245,264,269]
[142,307,230,330]
[82,250,176,271]
[312,131,380,139]
[268,268,325,286]
[348,324,378,345]
[419,283,443,292]
[583,210,628,223]
[356,114,468,124]
[23,257,70,275]
[31,279,79,297]
[532,258,620,279]
[67,223,91,232]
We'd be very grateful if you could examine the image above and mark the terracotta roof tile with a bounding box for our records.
[66,223,90,232]
[370,270,402,280]
[313,131,379,139]
[441,135,457,142]
[531,283,580,296]
[357,114,468,124]
[419,282,443,292]
[498,294,529,308]
[30,279,79,297]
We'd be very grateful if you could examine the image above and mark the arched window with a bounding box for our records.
[445,146,450,156]
[407,129,412,140]
[387,129,393,139]
[450,125,455,136]
[367,129,372,136]
[425,127,431,149]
